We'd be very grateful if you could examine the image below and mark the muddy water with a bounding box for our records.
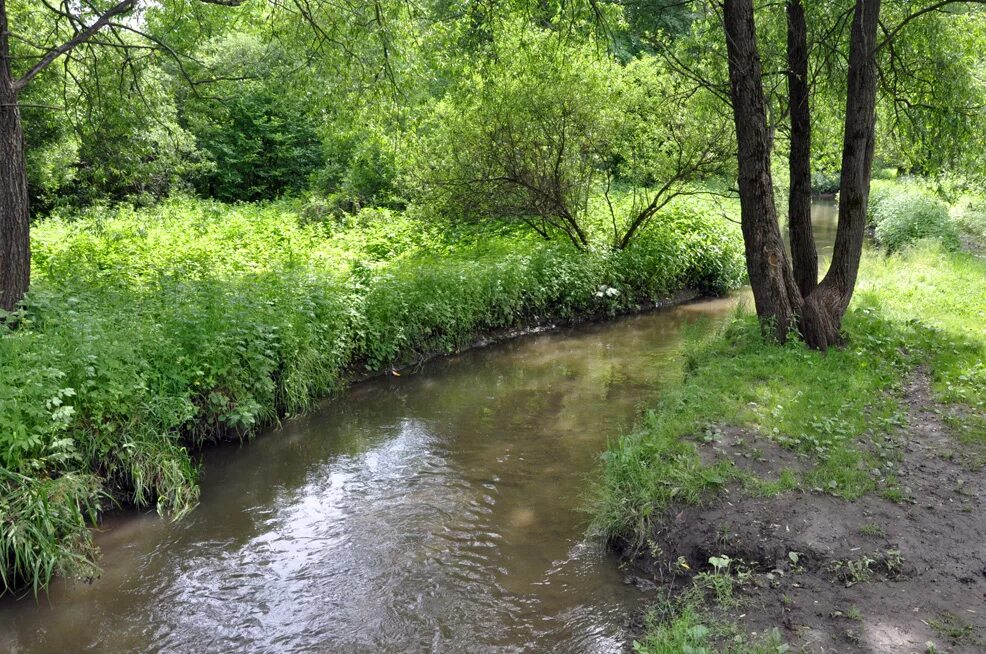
[0,202,838,654]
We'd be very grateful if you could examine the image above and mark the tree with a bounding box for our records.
[421,21,732,250]
[0,0,245,312]
[720,0,984,349]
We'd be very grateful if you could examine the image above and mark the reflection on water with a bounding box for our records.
[785,198,839,265]
[0,201,838,654]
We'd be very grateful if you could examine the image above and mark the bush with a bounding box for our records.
[811,170,841,194]
[951,194,986,245]
[870,187,960,252]
[418,19,731,249]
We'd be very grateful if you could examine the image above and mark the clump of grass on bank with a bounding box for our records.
[634,600,788,654]
[595,243,986,548]
[0,196,743,594]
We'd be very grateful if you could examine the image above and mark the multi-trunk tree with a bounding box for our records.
[721,0,985,349]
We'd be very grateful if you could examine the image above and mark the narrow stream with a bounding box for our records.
[0,202,838,654]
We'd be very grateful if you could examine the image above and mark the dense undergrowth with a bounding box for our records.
[0,196,743,594]
[869,176,986,252]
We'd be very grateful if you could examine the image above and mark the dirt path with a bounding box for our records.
[623,372,986,653]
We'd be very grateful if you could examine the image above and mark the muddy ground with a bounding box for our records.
[621,373,986,653]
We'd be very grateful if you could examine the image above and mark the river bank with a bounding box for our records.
[599,243,986,653]
[0,285,753,653]
[0,197,744,595]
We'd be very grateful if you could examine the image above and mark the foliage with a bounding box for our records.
[869,183,960,252]
[319,128,405,213]
[182,34,325,202]
[875,6,986,180]
[810,170,841,195]
[1,197,743,593]
[0,470,102,596]
[419,19,732,249]
[633,599,789,654]
[950,194,986,245]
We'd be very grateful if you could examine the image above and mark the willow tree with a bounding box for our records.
[721,0,985,349]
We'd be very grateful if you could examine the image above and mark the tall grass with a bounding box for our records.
[1,196,744,593]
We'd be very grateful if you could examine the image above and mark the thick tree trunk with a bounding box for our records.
[786,0,817,298]
[723,0,802,342]
[0,0,31,313]
[803,0,882,349]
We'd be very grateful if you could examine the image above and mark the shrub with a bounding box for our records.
[418,19,732,250]
[811,170,841,194]
[871,188,960,252]
[951,194,986,245]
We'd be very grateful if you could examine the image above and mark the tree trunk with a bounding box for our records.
[723,0,802,342]
[786,0,817,298]
[802,0,882,349]
[0,0,30,313]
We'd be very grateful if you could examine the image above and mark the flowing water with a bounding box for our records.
[0,202,838,654]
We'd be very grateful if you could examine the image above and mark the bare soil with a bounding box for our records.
[621,372,986,653]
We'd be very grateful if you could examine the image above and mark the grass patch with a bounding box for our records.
[928,612,976,644]
[595,242,986,548]
[633,595,789,654]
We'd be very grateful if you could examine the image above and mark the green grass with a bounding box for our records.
[595,242,986,548]
[928,612,976,644]
[0,196,744,594]
[603,233,985,653]
[634,597,789,654]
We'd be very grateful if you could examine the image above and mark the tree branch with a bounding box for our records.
[878,0,986,52]
[13,0,136,92]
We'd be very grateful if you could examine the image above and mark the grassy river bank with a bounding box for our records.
[597,185,986,652]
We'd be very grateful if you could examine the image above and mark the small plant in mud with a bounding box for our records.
[879,549,904,577]
[693,554,760,608]
[829,549,904,586]
[829,556,875,586]
[786,551,805,573]
[928,611,976,644]
[858,522,885,537]
[715,523,732,548]
[830,606,864,622]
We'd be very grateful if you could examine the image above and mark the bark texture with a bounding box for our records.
[0,0,31,312]
[805,0,882,349]
[723,0,802,342]
[786,0,817,298]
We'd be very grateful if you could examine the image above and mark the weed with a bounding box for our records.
[829,556,875,586]
[859,523,885,537]
[928,612,975,643]
[633,598,791,654]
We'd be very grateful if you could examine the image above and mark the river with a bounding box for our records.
[0,201,838,653]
